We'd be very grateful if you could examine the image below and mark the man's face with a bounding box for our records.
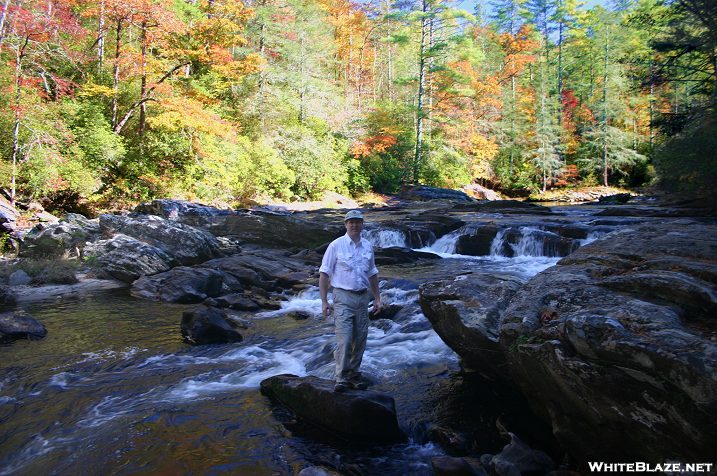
[345,218,363,238]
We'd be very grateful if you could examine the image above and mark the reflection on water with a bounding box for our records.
[1,246,559,474]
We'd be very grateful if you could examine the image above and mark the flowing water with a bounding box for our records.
[0,219,598,475]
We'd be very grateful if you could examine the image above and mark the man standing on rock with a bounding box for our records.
[320,209,382,392]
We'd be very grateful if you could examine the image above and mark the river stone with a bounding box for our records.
[260,374,405,443]
[132,267,224,303]
[20,213,100,258]
[84,234,174,282]
[138,200,342,250]
[455,224,501,256]
[499,220,717,464]
[99,213,222,266]
[134,199,233,219]
[200,249,315,292]
[490,433,555,476]
[209,293,260,311]
[419,272,523,379]
[181,306,242,345]
[374,246,441,265]
[400,185,475,203]
[8,270,32,286]
[431,456,488,476]
[0,285,17,309]
[455,200,554,215]
[0,312,47,342]
[1,196,18,233]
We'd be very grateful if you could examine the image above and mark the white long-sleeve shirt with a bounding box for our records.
[319,234,378,292]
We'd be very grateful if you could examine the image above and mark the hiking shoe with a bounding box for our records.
[351,381,368,390]
[334,382,349,392]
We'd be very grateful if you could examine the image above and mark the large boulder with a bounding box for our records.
[136,200,341,250]
[181,306,243,345]
[84,234,174,283]
[455,200,554,215]
[1,196,18,233]
[374,246,441,265]
[99,213,222,265]
[421,220,717,465]
[20,213,99,258]
[201,249,315,291]
[419,272,523,379]
[132,267,224,303]
[260,374,405,443]
[401,185,476,203]
[499,220,717,464]
[489,433,555,476]
[134,199,233,220]
[0,312,47,342]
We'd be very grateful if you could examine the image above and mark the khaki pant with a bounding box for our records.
[332,288,370,384]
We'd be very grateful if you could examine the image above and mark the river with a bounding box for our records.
[1,207,607,475]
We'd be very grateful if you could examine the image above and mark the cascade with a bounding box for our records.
[363,228,408,248]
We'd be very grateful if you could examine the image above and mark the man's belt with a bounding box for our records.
[335,288,368,295]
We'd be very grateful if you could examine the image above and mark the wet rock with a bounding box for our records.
[427,424,474,456]
[20,213,100,258]
[0,285,17,309]
[286,311,311,320]
[401,185,476,203]
[8,270,31,286]
[455,224,500,256]
[181,306,243,345]
[392,211,465,248]
[0,312,47,342]
[260,374,405,443]
[209,293,260,311]
[490,433,555,476]
[84,234,174,282]
[500,220,717,463]
[431,456,488,476]
[499,227,580,258]
[374,246,441,265]
[297,467,342,476]
[370,303,403,321]
[419,272,523,379]
[132,267,224,303]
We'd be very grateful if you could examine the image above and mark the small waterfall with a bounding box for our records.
[490,229,508,256]
[424,231,460,254]
[363,228,408,248]
[490,226,564,257]
[512,227,547,257]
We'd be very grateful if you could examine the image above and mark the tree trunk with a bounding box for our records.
[0,0,11,48]
[139,19,148,139]
[97,0,105,71]
[602,26,609,187]
[111,19,122,129]
[10,38,27,205]
[413,0,428,184]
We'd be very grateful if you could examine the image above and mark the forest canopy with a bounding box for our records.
[1,0,715,210]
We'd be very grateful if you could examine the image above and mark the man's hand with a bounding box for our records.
[322,300,333,318]
[371,298,383,315]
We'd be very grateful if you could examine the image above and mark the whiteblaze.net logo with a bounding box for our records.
[588,462,714,473]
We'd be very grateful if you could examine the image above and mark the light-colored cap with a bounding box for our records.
[344,210,364,221]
